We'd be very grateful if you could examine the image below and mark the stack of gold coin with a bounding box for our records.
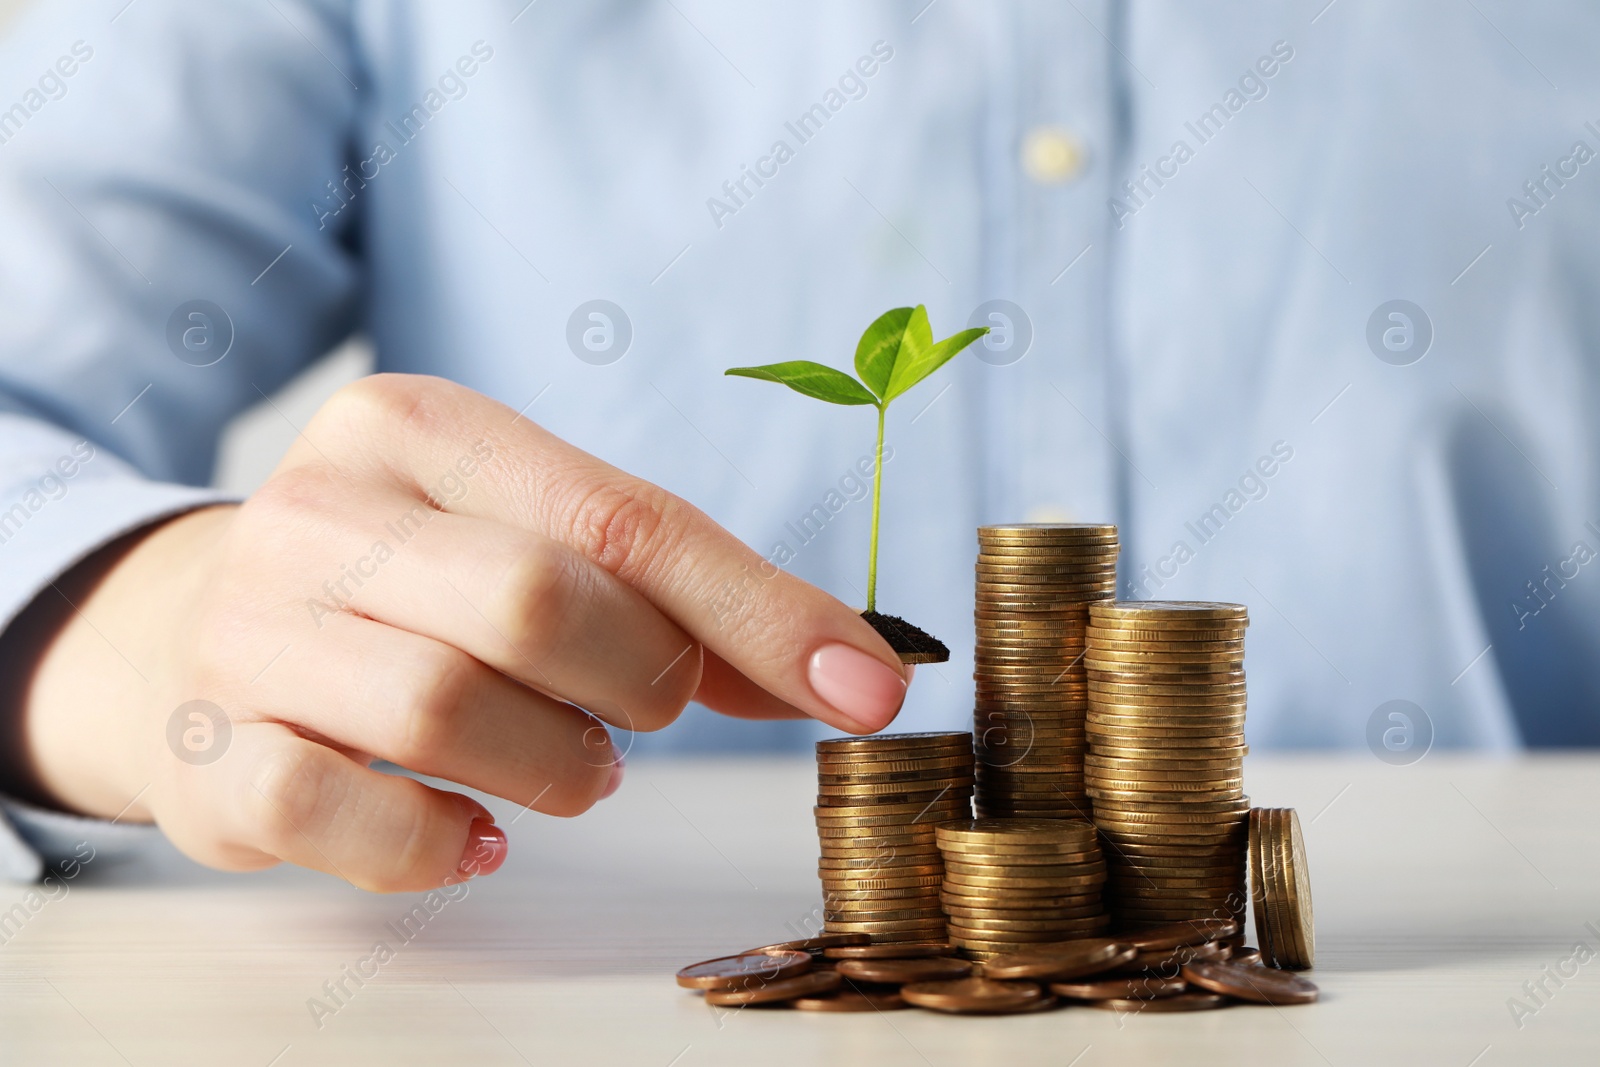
[1249,807,1315,969]
[816,732,975,945]
[973,524,1119,819]
[1084,601,1250,933]
[934,818,1109,960]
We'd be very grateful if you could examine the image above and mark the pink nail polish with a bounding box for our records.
[807,643,908,732]
[457,817,507,879]
[600,757,625,800]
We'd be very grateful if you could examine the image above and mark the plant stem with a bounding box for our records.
[867,402,886,612]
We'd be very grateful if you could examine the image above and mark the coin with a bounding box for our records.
[945,916,1111,934]
[1050,974,1189,1000]
[745,933,870,954]
[1181,960,1318,1004]
[824,942,952,960]
[816,732,973,756]
[824,919,952,936]
[1083,992,1229,1012]
[676,950,812,990]
[899,976,1046,1013]
[703,969,841,1006]
[1090,601,1247,623]
[790,988,909,1011]
[980,940,1138,980]
[941,901,1106,921]
[1230,946,1263,966]
[835,957,973,983]
[935,818,1098,846]
[1115,918,1239,949]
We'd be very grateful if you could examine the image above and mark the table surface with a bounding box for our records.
[1,754,1596,1066]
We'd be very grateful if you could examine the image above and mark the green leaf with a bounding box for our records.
[853,307,914,399]
[883,318,988,402]
[725,361,878,406]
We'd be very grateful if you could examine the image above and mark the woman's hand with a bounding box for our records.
[7,374,910,891]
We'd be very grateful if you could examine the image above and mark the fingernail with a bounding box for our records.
[807,643,908,732]
[600,756,625,800]
[456,817,507,879]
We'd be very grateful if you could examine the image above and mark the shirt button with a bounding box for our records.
[1021,127,1087,185]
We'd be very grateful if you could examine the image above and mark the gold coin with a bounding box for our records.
[1085,632,1244,651]
[936,840,1100,859]
[819,874,945,891]
[944,858,1106,878]
[946,916,1108,934]
[814,753,974,774]
[949,924,1110,946]
[815,732,972,756]
[935,818,1097,847]
[1088,683,1247,700]
[1084,646,1243,663]
[1086,755,1243,772]
[1089,601,1247,622]
[940,876,1107,895]
[813,797,973,816]
[978,522,1118,538]
[825,920,952,936]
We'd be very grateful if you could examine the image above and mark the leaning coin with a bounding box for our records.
[899,977,1045,1014]
[675,950,812,990]
[981,940,1138,980]
[1181,960,1318,1004]
[836,957,973,984]
[704,970,842,1006]
[1083,992,1229,1012]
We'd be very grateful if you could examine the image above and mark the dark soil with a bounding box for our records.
[861,610,950,665]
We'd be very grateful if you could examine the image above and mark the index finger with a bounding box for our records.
[307,375,911,734]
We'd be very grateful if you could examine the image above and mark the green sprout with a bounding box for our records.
[726,305,988,612]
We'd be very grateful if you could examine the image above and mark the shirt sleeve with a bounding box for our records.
[0,0,367,873]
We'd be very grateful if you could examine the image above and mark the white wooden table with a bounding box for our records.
[1,754,1595,1065]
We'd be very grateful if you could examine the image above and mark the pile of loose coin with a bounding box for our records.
[935,818,1109,960]
[816,732,975,945]
[972,524,1119,819]
[1085,601,1251,934]
[676,918,1318,1014]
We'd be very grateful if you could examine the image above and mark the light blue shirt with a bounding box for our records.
[1,0,1597,801]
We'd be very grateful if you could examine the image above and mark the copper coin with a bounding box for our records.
[745,933,869,954]
[824,942,953,960]
[1050,974,1188,1000]
[703,969,842,1006]
[1114,939,1230,973]
[676,950,812,990]
[836,957,973,984]
[1231,946,1263,966]
[982,940,1138,980]
[1086,992,1229,1012]
[899,976,1045,1014]
[1116,918,1238,950]
[1181,960,1317,1004]
[790,988,909,1011]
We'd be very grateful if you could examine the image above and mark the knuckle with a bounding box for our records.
[390,645,477,767]
[488,542,578,665]
[251,463,344,519]
[318,372,445,443]
[245,742,336,855]
[563,478,680,579]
